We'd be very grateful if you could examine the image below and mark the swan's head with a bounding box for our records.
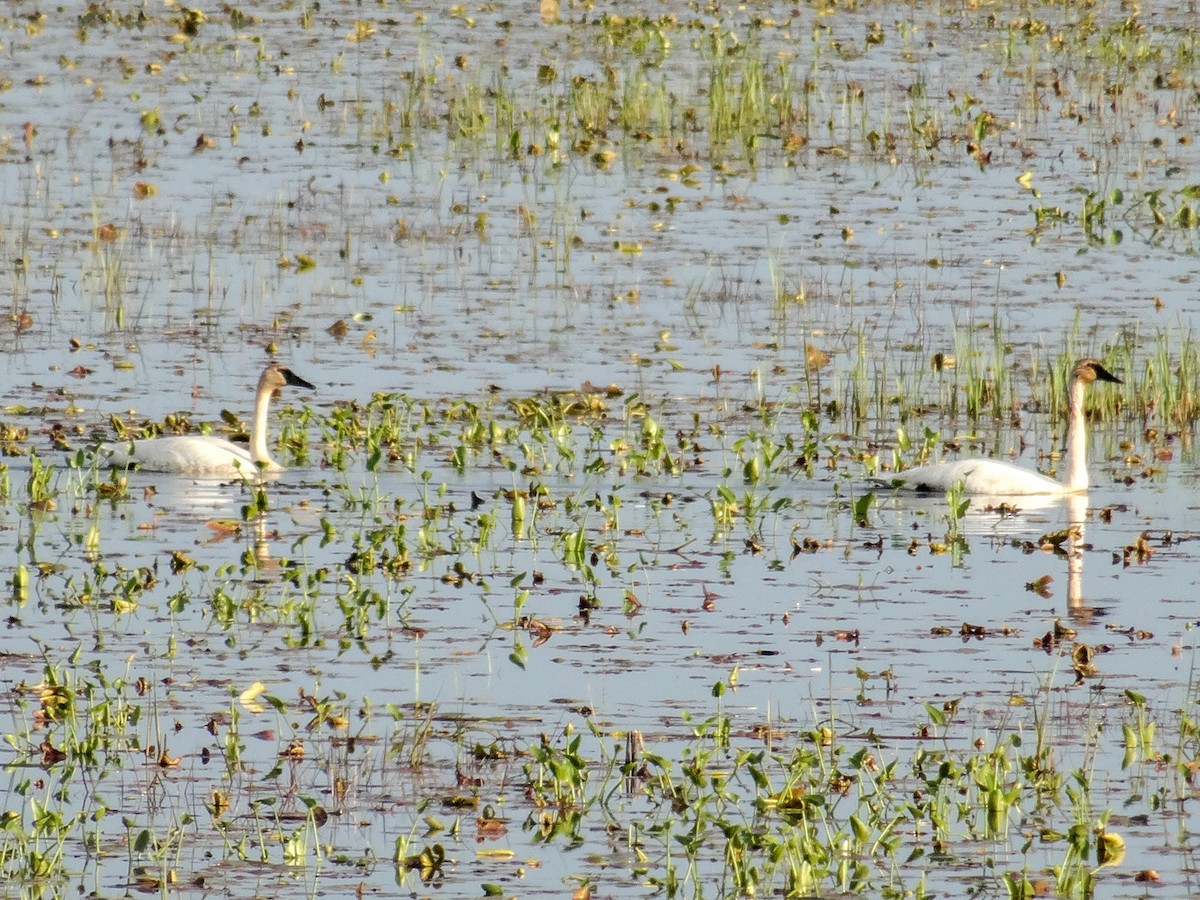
[259,363,316,395]
[1073,358,1122,386]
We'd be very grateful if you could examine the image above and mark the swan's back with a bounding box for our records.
[879,458,1064,495]
[105,435,264,475]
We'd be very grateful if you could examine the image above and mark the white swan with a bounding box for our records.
[103,363,315,476]
[876,358,1121,496]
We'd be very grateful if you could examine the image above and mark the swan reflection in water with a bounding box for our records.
[882,489,1100,624]
[983,493,1094,623]
[117,477,287,569]
[1062,494,1091,624]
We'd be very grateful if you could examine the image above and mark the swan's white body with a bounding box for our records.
[104,364,315,476]
[878,359,1121,496]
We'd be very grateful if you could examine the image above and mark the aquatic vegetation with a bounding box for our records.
[3,343,1195,895]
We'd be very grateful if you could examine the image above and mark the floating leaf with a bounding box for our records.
[1024,575,1053,598]
[240,681,268,712]
[476,848,514,860]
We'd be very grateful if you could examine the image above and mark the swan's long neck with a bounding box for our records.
[250,378,276,468]
[1062,375,1089,492]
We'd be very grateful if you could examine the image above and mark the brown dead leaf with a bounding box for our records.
[476,817,507,841]
[40,739,67,766]
[205,519,241,538]
[805,343,831,370]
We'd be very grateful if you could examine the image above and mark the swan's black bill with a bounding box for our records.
[281,368,316,390]
[1088,362,1122,385]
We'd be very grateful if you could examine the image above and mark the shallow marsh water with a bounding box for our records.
[3,2,1200,898]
